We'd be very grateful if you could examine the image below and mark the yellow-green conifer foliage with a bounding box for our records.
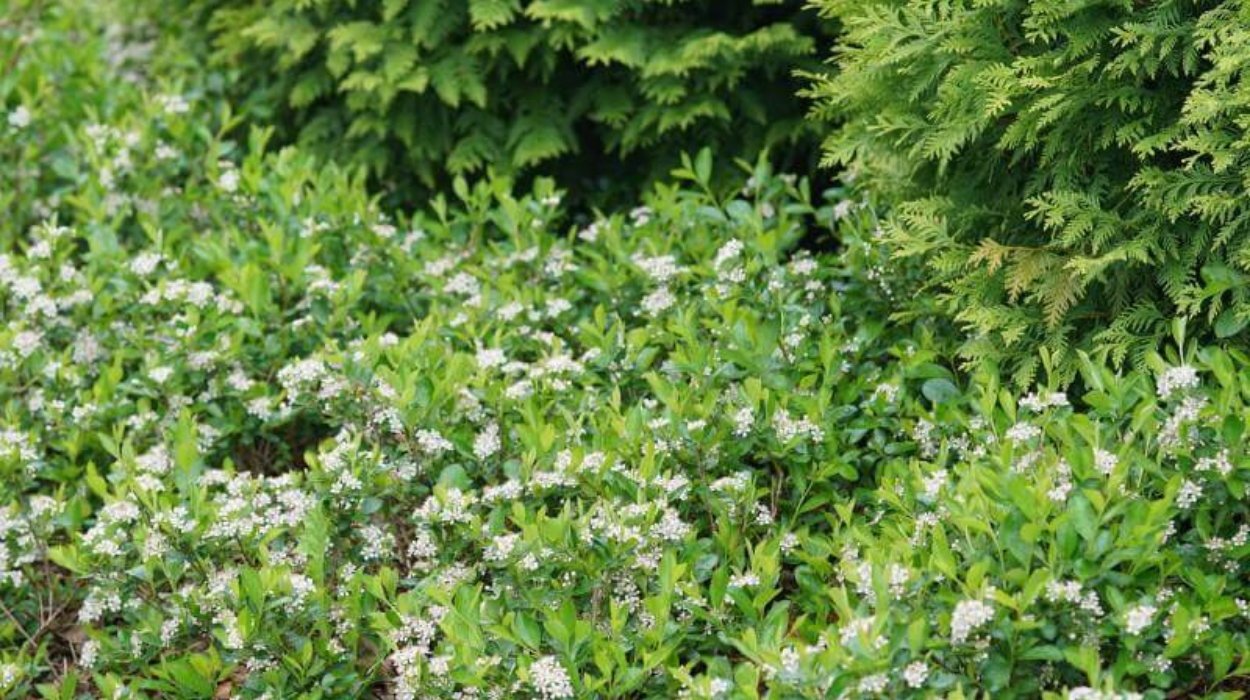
[807,0,1250,385]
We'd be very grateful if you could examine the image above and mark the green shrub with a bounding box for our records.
[805,0,1250,386]
[11,2,1250,698]
[158,0,828,201]
[4,7,947,696]
[831,327,1250,697]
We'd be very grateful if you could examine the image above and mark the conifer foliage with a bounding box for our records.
[183,0,825,195]
[806,0,1250,385]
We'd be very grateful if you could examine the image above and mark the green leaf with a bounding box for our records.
[1068,492,1097,543]
[921,377,960,404]
[1215,308,1246,338]
[512,612,542,649]
[300,506,329,585]
[438,464,472,491]
[161,658,215,697]
[694,147,712,184]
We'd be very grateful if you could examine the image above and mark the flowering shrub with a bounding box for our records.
[819,336,1250,697]
[5,2,1250,699]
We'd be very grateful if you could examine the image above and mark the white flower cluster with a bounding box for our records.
[1019,390,1069,413]
[773,408,825,443]
[530,656,574,700]
[1094,448,1118,476]
[474,422,502,460]
[950,598,995,645]
[1124,603,1157,635]
[1157,365,1200,399]
[1006,421,1041,445]
[1046,580,1103,616]
[1066,689,1143,700]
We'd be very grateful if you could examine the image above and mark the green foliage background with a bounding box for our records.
[168,0,830,202]
[9,0,1250,697]
[806,0,1250,386]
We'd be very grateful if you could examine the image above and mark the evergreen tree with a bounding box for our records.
[171,0,830,203]
[807,0,1250,385]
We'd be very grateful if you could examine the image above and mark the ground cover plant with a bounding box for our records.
[4,0,1250,698]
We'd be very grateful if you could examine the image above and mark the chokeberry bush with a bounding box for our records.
[4,0,1250,699]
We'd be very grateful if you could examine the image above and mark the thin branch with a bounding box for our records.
[1,0,45,76]
[0,598,34,647]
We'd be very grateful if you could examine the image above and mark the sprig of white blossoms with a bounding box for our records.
[530,655,574,699]
[1006,421,1041,445]
[950,598,995,644]
[1094,448,1117,476]
[902,661,928,688]
[1177,479,1203,509]
[473,422,501,460]
[1124,602,1156,635]
[1157,365,1199,400]
[1019,390,1069,413]
[1066,689,1143,700]
[7,106,31,129]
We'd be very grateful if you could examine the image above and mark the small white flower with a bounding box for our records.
[1195,449,1233,477]
[1125,603,1156,635]
[158,94,190,115]
[857,673,888,694]
[872,382,898,403]
[641,286,675,316]
[713,239,744,268]
[289,573,316,608]
[475,347,507,370]
[780,532,800,554]
[732,406,754,438]
[12,330,42,358]
[7,106,31,129]
[1048,460,1073,503]
[1176,479,1202,509]
[1020,390,1069,413]
[80,639,100,667]
[1094,448,1117,476]
[217,167,239,193]
[1066,688,1143,700]
[415,429,452,455]
[950,598,994,644]
[903,661,928,688]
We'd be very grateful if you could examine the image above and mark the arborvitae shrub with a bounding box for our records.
[806,0,1250,385]
[167,0,828,201]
